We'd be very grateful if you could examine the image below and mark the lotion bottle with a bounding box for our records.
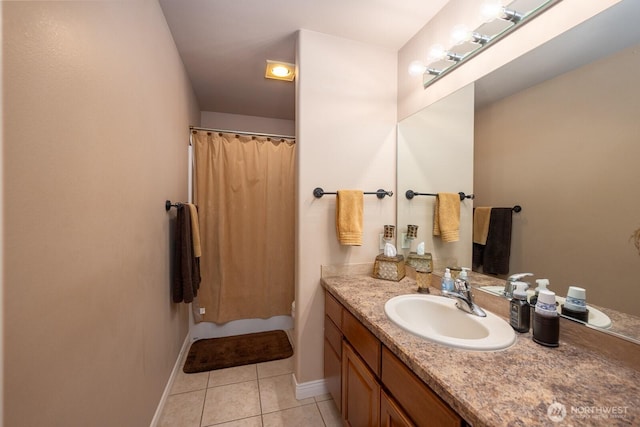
[454,267,470,290]
[529,278,549,307]
[441,268,454,292]
[509,282,530,333]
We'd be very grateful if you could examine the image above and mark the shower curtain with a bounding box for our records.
[192,130,296,323]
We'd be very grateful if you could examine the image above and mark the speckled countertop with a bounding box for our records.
[322,274,640,427]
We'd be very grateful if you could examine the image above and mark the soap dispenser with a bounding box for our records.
[510,282,530,333]
[532,289,560,347]
[441,268,454,292]
[454,267,471,291]
[530,279,549,306]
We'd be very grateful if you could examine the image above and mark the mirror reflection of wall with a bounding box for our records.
[474,41,640,317]
[397,1,640,342]
[397,84,474,270]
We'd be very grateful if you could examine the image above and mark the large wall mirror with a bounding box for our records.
[397,0,640,343]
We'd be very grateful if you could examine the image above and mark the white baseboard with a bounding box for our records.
[292,374,328,400]
[149,333,191,427]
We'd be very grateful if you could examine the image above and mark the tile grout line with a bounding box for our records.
[255,364,265,426]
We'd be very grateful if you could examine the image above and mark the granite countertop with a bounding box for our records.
[322,274,640,426]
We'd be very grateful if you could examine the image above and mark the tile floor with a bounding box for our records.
[158,352,341,427]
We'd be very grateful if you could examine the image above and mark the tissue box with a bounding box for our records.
[406,252,432,272]
[373,254,405,281]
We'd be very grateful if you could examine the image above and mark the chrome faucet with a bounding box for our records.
[442,280,486,317]
[504,273,533,298]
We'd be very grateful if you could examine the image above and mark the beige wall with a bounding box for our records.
[295,29,397,384]
[2,1,199,426]
[397,0,621,121]
[201,111,295,137]
[474,43,640,316]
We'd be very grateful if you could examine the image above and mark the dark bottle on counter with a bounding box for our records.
[509,282,530,333]
[532,290,560,347]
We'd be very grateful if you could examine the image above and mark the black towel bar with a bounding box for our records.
[313,187,393,199]
[512,205,522,213]
[165,200,184,211]
[405,190,474,201]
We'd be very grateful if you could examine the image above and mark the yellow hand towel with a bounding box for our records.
[186,203,202,258]
[336,190,363,246]
[433,193,460,243]
[473,207,492,245]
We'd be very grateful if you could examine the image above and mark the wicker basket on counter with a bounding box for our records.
[406,252,432,272]
[373,254,405,281]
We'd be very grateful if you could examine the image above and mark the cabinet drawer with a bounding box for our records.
[325,291,343,329]
[342,309,381,377]
[324,315,342,357]
[381,347,461,427]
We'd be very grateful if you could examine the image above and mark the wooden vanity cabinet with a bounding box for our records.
[324,290,464,427]
[342,340,380,426]
[324,292,343,411]
[381,389,415,427]
[382,347,461,427]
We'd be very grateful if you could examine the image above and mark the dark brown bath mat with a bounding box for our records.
[183,330,293,373]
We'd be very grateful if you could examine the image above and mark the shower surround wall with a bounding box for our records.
[2,1,199,426]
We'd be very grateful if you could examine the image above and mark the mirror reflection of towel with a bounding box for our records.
[473,207,492,245]
[433,193,460,242]
[335,190,363,246]
[473,208,512,275]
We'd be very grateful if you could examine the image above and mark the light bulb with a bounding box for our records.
[408,60,426,77]
[481,0,504,22]
[427,44,447,62]
[271,66,291,78]
[450,25,472,45]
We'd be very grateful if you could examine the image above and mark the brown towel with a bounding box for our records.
[433,193,460,242]
[187,203,202,258]
[482,208,513,275]
[473,207,492,245]
[173,205,201,303]
[335,190,363,246]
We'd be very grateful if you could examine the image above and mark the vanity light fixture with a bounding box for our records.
[410,0,562,89]
[265,60,295,81]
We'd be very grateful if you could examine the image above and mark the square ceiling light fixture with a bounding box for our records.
[265,60,295,81]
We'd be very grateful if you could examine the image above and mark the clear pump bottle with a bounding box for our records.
[441,268,454,292]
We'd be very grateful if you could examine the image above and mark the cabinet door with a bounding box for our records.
[324,316,342,411]
[342,341,380,427]
[381,390,415,427]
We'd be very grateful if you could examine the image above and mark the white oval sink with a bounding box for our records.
[479,285,612,329]
[384,294,516,351]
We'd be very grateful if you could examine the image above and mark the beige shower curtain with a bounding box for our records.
[192,130,295,323]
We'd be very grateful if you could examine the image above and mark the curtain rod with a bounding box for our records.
[189,126,295,140]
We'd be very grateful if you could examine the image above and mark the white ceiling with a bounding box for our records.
[158,0,450,121]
